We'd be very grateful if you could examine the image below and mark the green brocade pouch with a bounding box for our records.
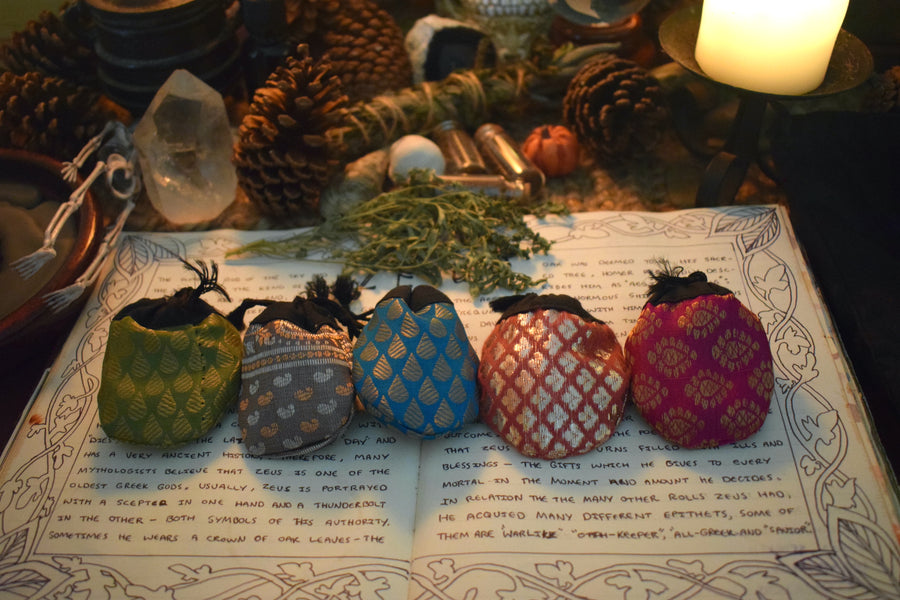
[97,261,242,447]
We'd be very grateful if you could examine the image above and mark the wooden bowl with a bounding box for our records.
[0,150,103,369]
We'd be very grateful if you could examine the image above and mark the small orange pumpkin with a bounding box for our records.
[521,125,580,178]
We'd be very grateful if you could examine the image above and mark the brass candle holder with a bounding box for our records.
[658,5,874,207]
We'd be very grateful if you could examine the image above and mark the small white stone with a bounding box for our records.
[389,135,446,182]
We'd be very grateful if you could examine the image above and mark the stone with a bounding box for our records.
[134,69,237,225]
[388,135,445,183]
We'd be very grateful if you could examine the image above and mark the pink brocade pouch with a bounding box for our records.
[624,269,774,448]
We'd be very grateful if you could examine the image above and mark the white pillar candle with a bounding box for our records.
[694,0,849,96]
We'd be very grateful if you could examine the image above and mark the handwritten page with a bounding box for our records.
[1,206,897,600]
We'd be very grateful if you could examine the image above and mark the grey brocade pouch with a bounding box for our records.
[230,277,369,457]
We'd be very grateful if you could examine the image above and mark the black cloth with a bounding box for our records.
[771,110,900,475]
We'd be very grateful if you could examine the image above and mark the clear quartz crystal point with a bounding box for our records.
[134,69,237,224]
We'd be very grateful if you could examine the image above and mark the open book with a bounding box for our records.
[1,206,898,599]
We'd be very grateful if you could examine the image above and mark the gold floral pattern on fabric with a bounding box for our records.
[738,301,760,329]
[627,311,652,344]
[748,362,775,398]
[677,297,727,339]
[630,372,668,412]
[694,438,721,449]
[647,336,697,378]
[720,397,766,440]
[711,327,761,371]
[684,369,733,410]
[656,405,704,446]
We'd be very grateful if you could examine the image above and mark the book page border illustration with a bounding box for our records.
[407,206,900,599]
[0,206,895,600]
[0,234,416,599]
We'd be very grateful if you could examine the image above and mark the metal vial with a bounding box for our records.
[474,123,545,196]
[432,121,487,175]
[440,174,528,199]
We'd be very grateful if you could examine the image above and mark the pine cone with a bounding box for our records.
[0,71,114,161]
[233,45,350,225]
[562,55,668,162]
[864,66,900,113]
[307,0,412,102]
[0,4,96,85]
[285,0,332,40]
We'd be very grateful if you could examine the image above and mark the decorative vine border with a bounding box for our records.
[0,206,897,600]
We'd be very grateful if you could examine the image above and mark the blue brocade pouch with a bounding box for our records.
[352,285,479,438]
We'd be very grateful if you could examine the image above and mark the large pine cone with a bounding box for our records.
[233,45,350,225]
[306,0,412,102]
[0,4,96,85]
[0,71,113,161]
[562,55,668,162]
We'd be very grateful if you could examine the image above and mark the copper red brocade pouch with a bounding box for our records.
[478,293,629,459]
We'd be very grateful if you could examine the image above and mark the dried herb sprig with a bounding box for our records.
[228,171,564,296]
